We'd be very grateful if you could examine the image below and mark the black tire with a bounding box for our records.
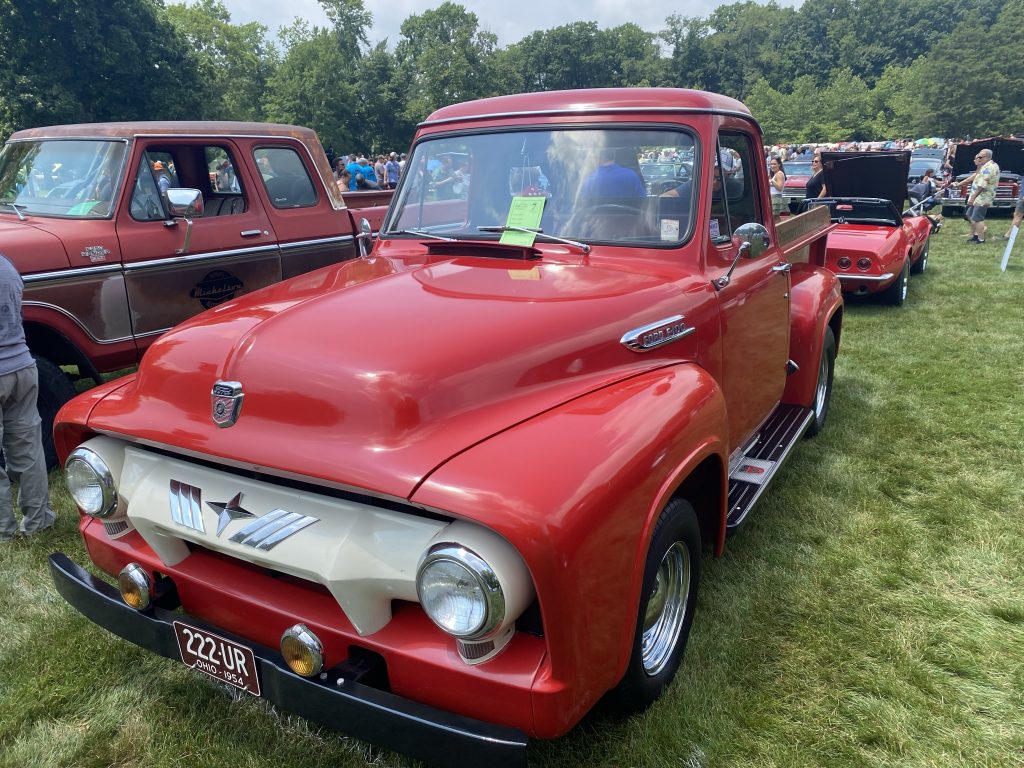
[607,498,701,715]
[882,259,909,307]
[910,237,929,275]
[35,357,76,471]
[804,326,836,438]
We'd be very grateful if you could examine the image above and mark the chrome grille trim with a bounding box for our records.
[169,479,204,533]
[229,508,319,550]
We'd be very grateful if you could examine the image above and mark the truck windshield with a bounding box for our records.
[383,128,698,247]
[0,139,127,218]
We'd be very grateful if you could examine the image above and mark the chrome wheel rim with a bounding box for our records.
[921,243,928,271]
[641,541,690,676]
[814,347,830,417]
[900,267,909,301]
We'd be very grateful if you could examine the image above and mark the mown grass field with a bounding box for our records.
[1,216,1022,768]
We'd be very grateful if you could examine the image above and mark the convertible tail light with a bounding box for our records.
[856,258,872,271]
[836,257,852,270]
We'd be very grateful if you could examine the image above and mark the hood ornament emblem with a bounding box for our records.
[211,380,244,427]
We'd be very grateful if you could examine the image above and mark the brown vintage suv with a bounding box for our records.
[0,121,383,465]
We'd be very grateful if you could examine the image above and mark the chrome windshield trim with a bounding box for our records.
[620,315,695,352]
[836,272,895,283]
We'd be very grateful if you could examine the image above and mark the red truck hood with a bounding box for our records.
[86,252,698,499]
[0,218,71,272]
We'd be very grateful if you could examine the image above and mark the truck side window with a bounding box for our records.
[205,146,246,216]
[710,133,762,242]
[129,155,168,222]
[255,147,317,209]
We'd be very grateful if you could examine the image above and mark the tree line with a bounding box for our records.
[1,0,1020,152]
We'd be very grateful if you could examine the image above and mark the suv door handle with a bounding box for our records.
[771,262,792,274]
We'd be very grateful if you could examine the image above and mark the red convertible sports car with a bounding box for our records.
[800,151,931,306]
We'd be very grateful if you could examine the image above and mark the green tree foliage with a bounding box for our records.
[394,2,499,122]
[262,21,357,151]
[1,0,1020,152]
[895,0,1024,138]
[166,0,277,122]
[506,22,662,93]
[0,0,205,136]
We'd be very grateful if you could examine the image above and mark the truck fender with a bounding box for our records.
[412,363,728,737]
[783,264,843,409]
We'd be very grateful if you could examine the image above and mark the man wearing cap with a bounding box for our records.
[0,253,55,542]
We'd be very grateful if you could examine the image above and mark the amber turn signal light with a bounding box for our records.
[280,624,324,677]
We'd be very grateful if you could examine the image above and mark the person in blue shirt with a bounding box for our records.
[345,154,363,191]
[580,148,645,198]
[385,153,401,189]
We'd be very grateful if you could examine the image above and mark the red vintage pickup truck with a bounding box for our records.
[0,121,389,465]
[49,90,843,767]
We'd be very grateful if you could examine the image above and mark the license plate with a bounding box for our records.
[173,621,261,696]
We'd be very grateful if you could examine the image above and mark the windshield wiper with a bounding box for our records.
[389,228,459,242]
[477,225,591,254]
[0,202,27,221]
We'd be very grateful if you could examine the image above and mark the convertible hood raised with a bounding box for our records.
[86,253,703,499]
[821,151,910,210]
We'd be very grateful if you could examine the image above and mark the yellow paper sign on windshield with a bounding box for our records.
[499,196,546,246]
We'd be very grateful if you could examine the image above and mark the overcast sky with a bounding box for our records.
[213,0,792,48]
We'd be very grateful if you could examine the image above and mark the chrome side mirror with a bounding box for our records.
[715,222,772,291]
[733,222,771,258]
[357,217,374,257]
[165,188,203,255]
[166,188,203,218]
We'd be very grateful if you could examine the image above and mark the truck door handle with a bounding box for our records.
[240,229,262,237]
[771,262,792,274]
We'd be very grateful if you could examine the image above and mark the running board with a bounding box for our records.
[727,404,814,531]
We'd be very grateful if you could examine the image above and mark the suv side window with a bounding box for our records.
[255,147,317,208]
[130,145,248,221]
[709,132,763,242]
[205,146,246,215]
[130,151,173,221]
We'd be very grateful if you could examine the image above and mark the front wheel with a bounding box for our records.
[607,498,701,715]
[35,357,77,470]
[804,326,836,438]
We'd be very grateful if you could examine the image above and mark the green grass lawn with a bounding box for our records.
[1,216,1022,768]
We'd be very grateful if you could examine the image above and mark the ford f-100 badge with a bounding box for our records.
[211,381,243,427]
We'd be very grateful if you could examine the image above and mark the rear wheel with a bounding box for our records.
[35,358,76,470]
[911,237,929,275]
[882,260,909,307]
[805,326,836,438]
[607,498,700,715]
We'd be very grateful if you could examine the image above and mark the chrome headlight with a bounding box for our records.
[417,545,505,640]
[65,447,117,517]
